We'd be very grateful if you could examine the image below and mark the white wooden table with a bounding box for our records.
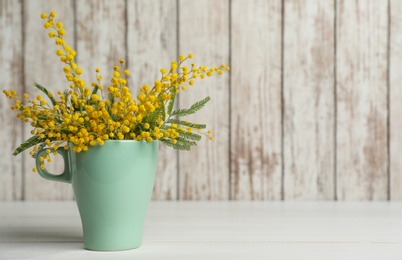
[1,201,402,260]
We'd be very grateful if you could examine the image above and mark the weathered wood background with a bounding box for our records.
[0,0,400,200]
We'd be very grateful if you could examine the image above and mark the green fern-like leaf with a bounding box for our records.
[167,91,176,115]
[111,114,119,122]
[177,129,202,141]
[108,93,114,105]
[106,93,115,115]
[61,89,74,111]
[12,136,44,156]
[144,108,164,125]
[159,136,198,150]
[170,96,210,117]
[164,118,206,129]
[37,114,48,120]
[92,84,99,95]
[34,83,56,106]
[175,137,197,147]
[159,138,191,150]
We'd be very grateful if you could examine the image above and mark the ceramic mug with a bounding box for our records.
[35,140,158,251]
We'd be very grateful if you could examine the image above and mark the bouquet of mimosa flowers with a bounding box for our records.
[2,11,229,172]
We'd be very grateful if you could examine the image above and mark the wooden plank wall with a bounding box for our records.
[336,0,389,200]
[0,0,399,200]
[283,0,335,200]
[231,0,282,200]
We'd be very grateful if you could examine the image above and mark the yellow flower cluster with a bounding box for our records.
[3,11,230,172]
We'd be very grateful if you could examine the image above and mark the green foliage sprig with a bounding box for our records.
[2,10,230,172]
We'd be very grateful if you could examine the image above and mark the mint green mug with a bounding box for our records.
[36,140,158,251]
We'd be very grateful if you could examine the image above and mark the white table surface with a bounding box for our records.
[1,201,402,260]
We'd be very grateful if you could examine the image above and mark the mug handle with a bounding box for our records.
[35,147,72,183]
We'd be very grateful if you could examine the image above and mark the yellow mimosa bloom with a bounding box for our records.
[3,11,229,160]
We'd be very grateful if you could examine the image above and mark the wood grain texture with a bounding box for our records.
[0,1,399,201]
[75,0,126,80]
[23,1,75,200]
[126,0,178,200]
[0,0,23,200]
[230,0,282,200]
[283,0,335,200]
[178,0,230,200]
[390,0,402,200]
[336,0,388,200]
